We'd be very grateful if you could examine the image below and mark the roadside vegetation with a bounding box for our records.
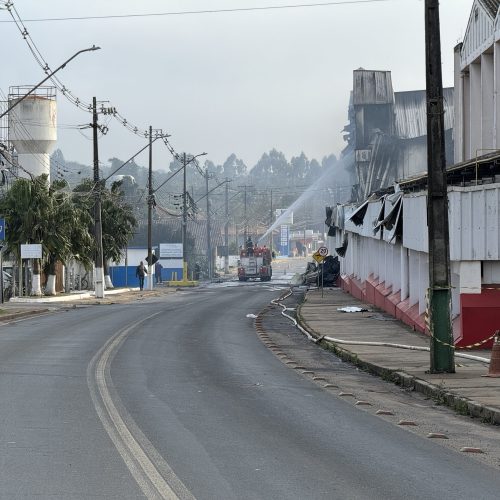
[0,174,136,295]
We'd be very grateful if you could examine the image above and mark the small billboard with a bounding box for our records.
[21,243,42,259]
[160,243,183,259]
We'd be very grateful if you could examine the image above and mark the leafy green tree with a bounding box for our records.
[290,152,310,181]
[102,181,137,286]
[0,176,48,295]
[204,159,223,178]
[307,158,322,182]
[73,179,137,288]
[250,150,288,187]
[44,179,94,295]
[0,175,93,295]
[222,154,247,178]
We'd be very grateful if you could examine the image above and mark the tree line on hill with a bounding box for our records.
[50,149,350,240]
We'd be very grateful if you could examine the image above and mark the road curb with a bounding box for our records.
[296,299,500,425]
[0,309,51,323]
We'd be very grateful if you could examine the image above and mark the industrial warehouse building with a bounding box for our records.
[328,0,500,349]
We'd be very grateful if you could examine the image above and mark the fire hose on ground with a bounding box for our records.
[270,288,490,365]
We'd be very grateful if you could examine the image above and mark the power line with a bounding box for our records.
[0,0,399,23]
[0,1,181,157]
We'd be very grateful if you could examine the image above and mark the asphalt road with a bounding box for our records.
[0,282,500,499]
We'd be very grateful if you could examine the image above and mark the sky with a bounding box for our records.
[0,0,475,173]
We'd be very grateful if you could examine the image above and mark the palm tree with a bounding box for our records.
[0,175,93,296]
[0,176,49,295]
[102,181,137,288]
[43,179,94,295]
[73,179,137,289]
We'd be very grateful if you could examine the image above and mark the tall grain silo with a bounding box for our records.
[8,86,57,180]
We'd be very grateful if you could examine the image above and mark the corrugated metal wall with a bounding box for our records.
[402,194,428,253]
[449,185,500,260]
[340,184,500,320]
[353,70,394,106]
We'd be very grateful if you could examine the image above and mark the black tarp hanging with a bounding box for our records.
[336,235,348,257]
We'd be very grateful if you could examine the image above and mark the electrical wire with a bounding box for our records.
[0,0,400,23]
[0,1,181,153]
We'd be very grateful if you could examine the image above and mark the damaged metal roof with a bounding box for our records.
[480,0,500,18]
[394,87,454,139]
[353,70,394,106]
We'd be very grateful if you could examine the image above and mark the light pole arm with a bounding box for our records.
[152,152,207,194]
[195,179,230,204]
[151,163,185,194]
[104,136,160,182]
[0,45,100,120]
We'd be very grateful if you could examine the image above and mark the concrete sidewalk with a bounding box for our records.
[297,287,500,425]
[8,286,141,303]
[0,286,175,322]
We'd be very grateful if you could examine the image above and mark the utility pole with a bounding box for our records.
[182,152,188,280]
[269,188,273,255]
[238,185,253,243]
[244,186,248,243]
[224,178,229,274]
[205,169,212,280]
[171,151,206,283]
[147,125,153,291]
[92,97,105,299]
[425,0,455,373]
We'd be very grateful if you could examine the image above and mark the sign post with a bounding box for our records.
[20,244,42,298]
[315,246,328,298]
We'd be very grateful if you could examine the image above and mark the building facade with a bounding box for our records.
[345,69,453,201]
[454,0,500,163]
[327,1,500,348]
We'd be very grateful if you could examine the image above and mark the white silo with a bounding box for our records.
[8,86,57,180]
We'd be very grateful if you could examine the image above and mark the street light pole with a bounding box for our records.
[92,96,104,299]
[0,46,100,120]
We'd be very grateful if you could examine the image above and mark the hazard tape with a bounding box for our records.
[424,290,498,349]
[430,330,499,350]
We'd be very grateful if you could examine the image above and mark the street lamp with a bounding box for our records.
[0,46,100,120]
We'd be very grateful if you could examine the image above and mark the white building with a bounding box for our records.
[328,0,500,349]
[454,0,500,162]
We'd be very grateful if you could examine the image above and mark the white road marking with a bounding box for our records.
[87,312,195,500]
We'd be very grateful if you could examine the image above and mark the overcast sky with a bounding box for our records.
[0,0,474,172]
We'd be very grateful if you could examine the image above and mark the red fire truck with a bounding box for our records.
[238,246,272,281]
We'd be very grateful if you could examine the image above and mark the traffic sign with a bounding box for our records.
[0,218,4,241]
[318,246,329,257]
[312,251,325,263]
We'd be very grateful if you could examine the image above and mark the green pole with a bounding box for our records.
[429,288,454,372]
